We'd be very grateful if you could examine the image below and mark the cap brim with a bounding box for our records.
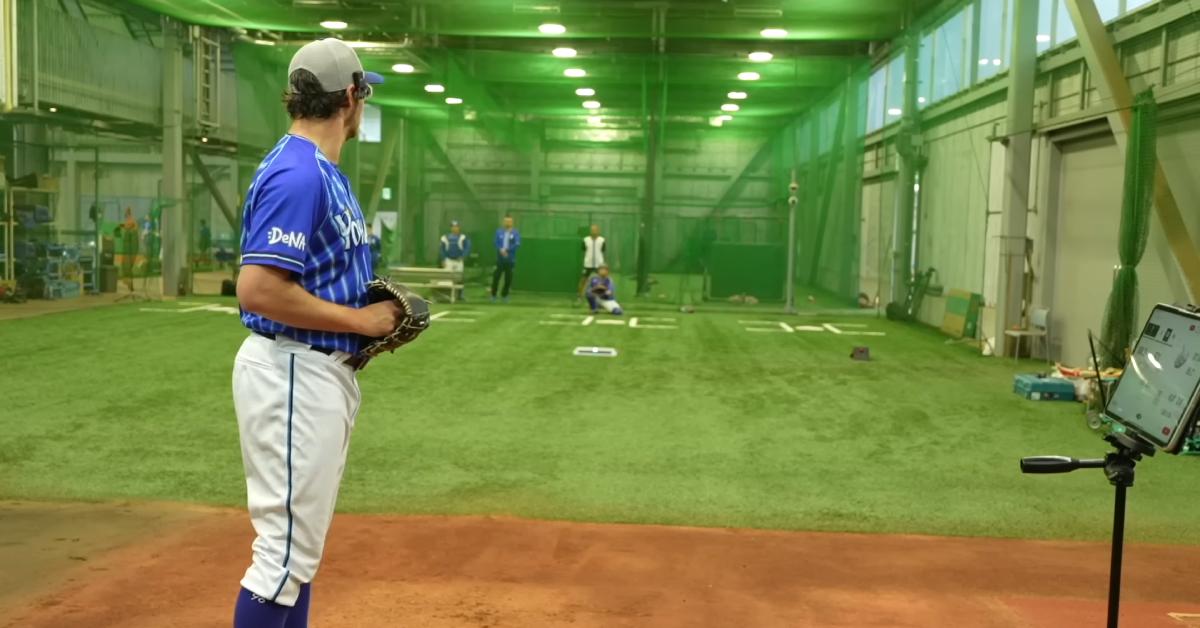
[364,71,385,85]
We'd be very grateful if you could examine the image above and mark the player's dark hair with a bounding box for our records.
[283,69,350,120]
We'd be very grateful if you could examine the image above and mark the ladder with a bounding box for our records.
[194,31,220,130]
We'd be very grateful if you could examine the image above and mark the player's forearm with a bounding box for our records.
[238,265,365,334]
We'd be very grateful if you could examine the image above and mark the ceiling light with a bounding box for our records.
[48,107,58,113]
[392,63,414,73]
[575,87,595,97]
[918,96,927,104]
[992,58,1002,66]
[424,84,445,93]
[200,136,208,143]
[320,20,348,30]
[721,103,740,112]
[1036,33,1051,43]
[748,51,773,62]
[737,71,760,81]
[887,107,902,116]
[445,97,463,105]
[709,117,724,127]
[539,23,566,35]
[727,91,747,100]
[252,39,275,46]
[761,28,787,38]
[552,47,577,58]
[587,115,603,126]
[564,68,586,78]
[582,100,601,110]
[979,58,989,65]
[719,114,733,121]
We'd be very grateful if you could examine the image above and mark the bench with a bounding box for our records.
[387,266,465,303]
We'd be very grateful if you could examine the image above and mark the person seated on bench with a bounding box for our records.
[439,220,470,301]
[586,264,623,316]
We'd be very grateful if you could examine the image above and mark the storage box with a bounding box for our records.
[1014,374,1076,401]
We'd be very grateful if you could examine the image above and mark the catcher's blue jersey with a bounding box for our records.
[239,134,372,354]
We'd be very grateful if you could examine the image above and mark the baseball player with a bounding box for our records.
[439,220,470,300]
[230,39,394,628]
[490,215,521,303]
[586,264,623,315]
[577,224,606,300]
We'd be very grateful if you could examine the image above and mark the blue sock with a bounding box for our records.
[234,587,290,628]
[283,584,311,628]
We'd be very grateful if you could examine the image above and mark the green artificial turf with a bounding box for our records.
[2,296,1199,543]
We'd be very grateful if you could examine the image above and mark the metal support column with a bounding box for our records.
[993,0,1039,355]
[784,166,798,314]
[890,27,921,305]
[161,20,187,297]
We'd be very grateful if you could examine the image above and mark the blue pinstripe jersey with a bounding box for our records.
[239,134,372,354]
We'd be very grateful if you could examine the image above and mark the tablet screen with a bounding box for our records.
[1106,305,1200,449]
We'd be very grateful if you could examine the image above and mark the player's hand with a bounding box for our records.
[500,249,508,257]
[355,300,402,337]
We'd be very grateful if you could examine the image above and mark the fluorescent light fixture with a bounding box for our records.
[979,58,989,65]
[564,68,587,78]
[200,136,208,143]
[320,20,348,30]
[1036,33,1051,43]
[992,58,1002,66]
[761,28,787,38]
[887,107,903,116]
[552,47,577,58]
[709,117,724,127]
[737,71,760,81]
[48,107,58,113]
[445,97,463,105]
[575,87,596,97]
[253,39,275,46]
[392,63,415,73]
[727,91,747,100]
[719,114,733,121]
[582,100,601,110]
[748,51,774,62]
[587,115,603,126]
[539,23,566,35]
[918,96,927,104]
[424,84,445,93]
[721,103,740,112]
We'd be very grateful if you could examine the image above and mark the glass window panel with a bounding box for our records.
[918,33,933,109]
[1055,0,1076,45]
[885,55,906,122]
[866,65,886,132]
[977,0,1005,82]
[1096,0,1119,22]
[932,9,966,102]
[1126,0,1155,13]
[1037,0,1053,54]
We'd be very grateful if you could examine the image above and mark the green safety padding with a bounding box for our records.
[708,244,786,300]
[509,237,581,293]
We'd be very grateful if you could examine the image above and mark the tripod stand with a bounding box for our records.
[1020,430,1155,628]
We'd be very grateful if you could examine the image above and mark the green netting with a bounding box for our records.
[1099,90,1157,368]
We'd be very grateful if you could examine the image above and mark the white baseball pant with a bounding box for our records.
[231,333,360,606]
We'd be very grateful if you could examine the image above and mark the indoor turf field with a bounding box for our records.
[3,297,1200,627]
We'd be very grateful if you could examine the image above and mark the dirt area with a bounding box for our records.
[1,501,1198,627]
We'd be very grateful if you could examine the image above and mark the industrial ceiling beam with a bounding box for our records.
[712,133,776,215]
[188,147,239,234]
[1063,0,1200,300]
[421,125,484,214]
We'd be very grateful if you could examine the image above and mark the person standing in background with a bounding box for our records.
[439,220,470,301]
[367,224,383,273]
[197,219,212,267]
[491,215,520,303]
[577,223,606,302]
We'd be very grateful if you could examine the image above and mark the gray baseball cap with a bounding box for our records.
[288,38,384,95]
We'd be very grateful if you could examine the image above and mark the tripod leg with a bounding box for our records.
[1108,482,1127,628]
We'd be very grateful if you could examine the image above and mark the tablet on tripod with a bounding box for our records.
[1104,303,1200,454]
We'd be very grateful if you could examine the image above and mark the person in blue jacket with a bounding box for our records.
[586,264,623,315]
[491,215,520,303]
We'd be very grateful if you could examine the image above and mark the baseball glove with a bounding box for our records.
[358,276,431,359]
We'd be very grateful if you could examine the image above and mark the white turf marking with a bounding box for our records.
[595,319,626,326]
[429,311,450,320]
[847,331,886,336]
[778,322,794,333]
[539,321,578,326]
[434,318,477,323]
[793,325,825,332]
[142,304,239,315]
[747,328,785,333]
[640,317,677,323]
[550,313,585,319]
[833,323,867,328]
[738,320,775,325]
[822,323,843,334]
[581,316,595,326]
[629,317,677,330]
[637,324,678,330]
